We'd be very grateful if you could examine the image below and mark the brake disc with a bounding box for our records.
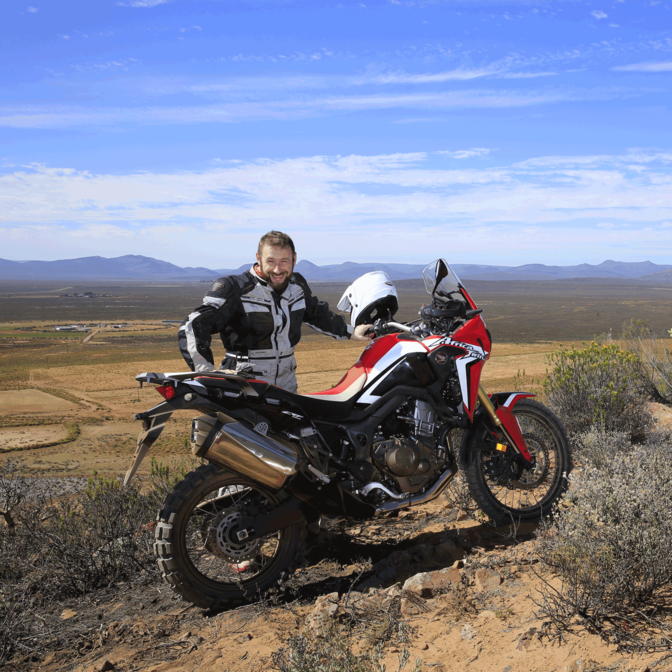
[512,436,550,490]
[206,510,261,562]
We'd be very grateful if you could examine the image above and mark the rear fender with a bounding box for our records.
[123,389,220,486]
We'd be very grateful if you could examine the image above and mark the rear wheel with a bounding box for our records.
[154,464,305,609]
[464,400,571,525]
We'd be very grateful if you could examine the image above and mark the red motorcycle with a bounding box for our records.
[125,259,571,609]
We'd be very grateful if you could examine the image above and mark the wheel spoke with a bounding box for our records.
[466,400,571,522]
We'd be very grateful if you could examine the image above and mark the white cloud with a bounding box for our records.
[503,71,557,79]
[438,149,491,159]
[2,150,672,266]
[27,6,38,12]
[0,86,638,129]
[117,0,170,6]
[591,10,608,19]
[612,61,672,72]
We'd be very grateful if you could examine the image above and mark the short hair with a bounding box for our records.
[257,231,296,256]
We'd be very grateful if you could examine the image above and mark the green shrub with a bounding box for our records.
[544,341,653,440]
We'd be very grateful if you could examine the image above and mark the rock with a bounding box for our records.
[564,659,585,672]
[99,662,116,672]
[237,633,253,644]
[474,568,502,591]
[461,624,477,640]
[60,608,77,620]
[387,549,414,566]
[384,582,403,597]
[411,542,435,562]
[452,559,465,569]
[400,595,434,617]
[434,539,464,564]
[456,510,469,521]
[377,567,398,582]
[307,592,344,633]
[403,567,463,598]
[356,576,383,592]
[516,627,537,651]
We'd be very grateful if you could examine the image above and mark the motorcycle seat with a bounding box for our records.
[301,365,366,402]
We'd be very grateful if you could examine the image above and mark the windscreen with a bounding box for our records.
[422,260,466,302]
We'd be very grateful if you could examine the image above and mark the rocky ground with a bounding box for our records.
[5,497,672,672]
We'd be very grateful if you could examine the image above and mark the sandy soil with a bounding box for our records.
[0,389,79,415]
[14,506,669,672]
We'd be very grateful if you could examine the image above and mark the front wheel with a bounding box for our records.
[154,464,305,610]
[464,399,572,525]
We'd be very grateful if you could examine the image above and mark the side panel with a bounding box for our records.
[356,335,429,404]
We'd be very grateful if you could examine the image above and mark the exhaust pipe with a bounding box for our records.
[374,467,455,514]
[192,415,298,489]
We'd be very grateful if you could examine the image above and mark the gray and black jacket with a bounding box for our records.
[178,266,353,392]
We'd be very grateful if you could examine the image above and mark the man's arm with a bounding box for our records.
[296,273,371,341]
[177,278,235,372]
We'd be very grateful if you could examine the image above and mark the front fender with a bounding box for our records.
[459,392,536,469]
[489,392,535,409]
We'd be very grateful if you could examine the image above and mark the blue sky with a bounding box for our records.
[2,0,672,268]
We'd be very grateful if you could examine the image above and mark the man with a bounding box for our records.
[178,231,372,392]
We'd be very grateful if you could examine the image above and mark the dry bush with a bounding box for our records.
[569,428,634,470]
[536,430,672,651]
[623,319,672,405]
[0,463,163,662]
[271,620,421,672]
[544,342,653,441]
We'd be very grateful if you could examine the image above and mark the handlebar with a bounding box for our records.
[370,308,484,339]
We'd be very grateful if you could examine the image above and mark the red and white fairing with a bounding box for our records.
[304,307,492,420]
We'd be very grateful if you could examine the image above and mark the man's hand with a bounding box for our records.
[352,324,374,341]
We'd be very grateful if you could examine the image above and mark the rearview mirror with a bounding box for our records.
[433,259,449,295]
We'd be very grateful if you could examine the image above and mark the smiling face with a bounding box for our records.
[255,244,297,293]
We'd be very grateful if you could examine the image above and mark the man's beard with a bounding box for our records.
[268,275,291,292]
[258,267,292,293]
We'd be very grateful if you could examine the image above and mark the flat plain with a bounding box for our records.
[2,276,671,477]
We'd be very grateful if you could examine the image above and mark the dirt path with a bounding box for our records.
[82,329,100,344]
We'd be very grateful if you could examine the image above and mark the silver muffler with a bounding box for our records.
[192,415,298,489]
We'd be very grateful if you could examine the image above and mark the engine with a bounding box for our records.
[371,400,448,496]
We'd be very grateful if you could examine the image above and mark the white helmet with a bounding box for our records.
[337,271,399,327]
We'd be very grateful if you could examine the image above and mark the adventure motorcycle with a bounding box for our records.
[124,259,571,610]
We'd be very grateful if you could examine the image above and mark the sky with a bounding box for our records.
[1,0,672,268]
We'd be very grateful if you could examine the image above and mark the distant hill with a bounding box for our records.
[0,255,669,283]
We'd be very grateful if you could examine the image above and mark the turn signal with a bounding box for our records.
[495,443,507,452]
[156,384,176,400]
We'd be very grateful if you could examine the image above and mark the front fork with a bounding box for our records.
[477,385,536,469]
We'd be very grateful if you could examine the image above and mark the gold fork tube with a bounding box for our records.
[477,385,502,427]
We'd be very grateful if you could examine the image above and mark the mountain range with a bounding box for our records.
[0,255,671,283]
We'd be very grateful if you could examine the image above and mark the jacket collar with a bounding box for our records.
[250,264,295,297]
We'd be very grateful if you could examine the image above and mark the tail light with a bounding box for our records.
[156,384,176,400]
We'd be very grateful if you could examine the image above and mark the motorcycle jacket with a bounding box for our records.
[178,266,353,392]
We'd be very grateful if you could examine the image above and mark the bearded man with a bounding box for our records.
[178,231,372,392]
